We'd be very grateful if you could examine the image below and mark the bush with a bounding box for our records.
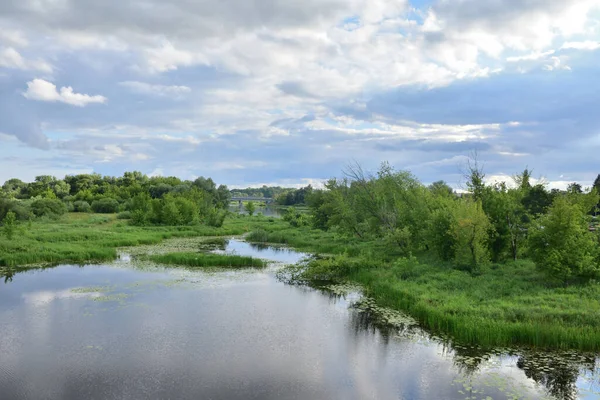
[91,198,120,213]
[73,200,92,213]
[116,211,132,220]
[283,208,310,227]
[2,211,16,240]
[0,199,32,221]
[245,201,256,216]
[206,208,227,227]
[30,198,67,218]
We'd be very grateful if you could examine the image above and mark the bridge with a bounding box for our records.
[230,197,274,205]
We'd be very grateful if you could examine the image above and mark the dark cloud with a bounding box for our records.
[0,0,349,40]
[276,81,319,99]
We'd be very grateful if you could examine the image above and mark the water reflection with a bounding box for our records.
[1,242,599,399]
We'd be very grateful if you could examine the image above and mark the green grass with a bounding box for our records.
[351,258,600,350]
[149,252,267,268]
[0,212,285,267]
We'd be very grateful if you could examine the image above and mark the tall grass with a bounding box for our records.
[290,254,600,350]
[0,212,284,267]
[149,252,266,268]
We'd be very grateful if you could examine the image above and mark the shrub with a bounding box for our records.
[91,198,120,213]
[206,208,227,227]
[245,201,256,216]
[73,200,92,213]
[30,198,67,218]
[117,211,132,220]
[0,199,32,221]
[2,211,16,239]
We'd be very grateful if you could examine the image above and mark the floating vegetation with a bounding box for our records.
[93,293,130,303]
[323,282,362,296]
[71,286,111,294]
[149,252,267,268]
[351,297,419,329]
[123,236,230,257]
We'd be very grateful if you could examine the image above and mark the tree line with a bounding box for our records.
[303,162,600,284]
[0,172,231,227]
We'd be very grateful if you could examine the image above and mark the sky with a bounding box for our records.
[1,0,599,189]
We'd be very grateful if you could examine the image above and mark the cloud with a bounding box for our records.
[561,41,600,51]
[119,81,191,97]
[0,47,52,72]
[0,0,599,188]
[23,79,107,107]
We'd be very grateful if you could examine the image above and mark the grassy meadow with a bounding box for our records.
[0,212,282,268]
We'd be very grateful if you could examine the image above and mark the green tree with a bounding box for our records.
[450,200,491,272]
[245,201,256,216]
[429,180,454,198]
[2,211,16,240]
[464,153,486,202]
[529,196,599,283]
[483,183,528,261]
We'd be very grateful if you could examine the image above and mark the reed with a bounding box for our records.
[149,252,266,268]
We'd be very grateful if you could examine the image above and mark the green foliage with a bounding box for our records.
[72,200,92,213]
[116,211,132,220]
[2,211,16,240]
[275,185,313,206]
[149,252,266,268]
[30,198,67,218]
[205,208,227,227]
[282,208,310,227]
[0,199,32,221]
[91,198,120,213]
[482,184,528,262]
[450,200,492,272]
[245,201,256,216]
[529,196,600,283]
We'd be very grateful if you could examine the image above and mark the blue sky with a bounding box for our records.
[1,0,599,189]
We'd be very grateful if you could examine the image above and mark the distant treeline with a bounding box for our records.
[231,185,314,206]
[0,172,231,227]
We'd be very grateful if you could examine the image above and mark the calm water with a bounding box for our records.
[229,204,284,217]
[1,240,599,400]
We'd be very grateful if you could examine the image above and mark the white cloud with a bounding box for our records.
[543,56,571,71]
[0,29,28,47]
[0,47,52,72]
[23,79,107,107]
[561,40,600,50]
[120,81,191,97]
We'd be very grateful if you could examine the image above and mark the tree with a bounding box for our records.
[522,184,553,216]
[450,200,492,272]
[594,174,600,194]
[429,180,454,198]
[2,211,16,240]
[483,184,528,261]
[513,168,533,192]
[464,152,486,202]
[567,182,583,194]
[529,196,599,283]
[245,201,256,216]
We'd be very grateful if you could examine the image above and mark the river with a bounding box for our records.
[0,240,598,400]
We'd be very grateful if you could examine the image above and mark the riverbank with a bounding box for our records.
[245,223,600,351]
[2,212,600,351]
